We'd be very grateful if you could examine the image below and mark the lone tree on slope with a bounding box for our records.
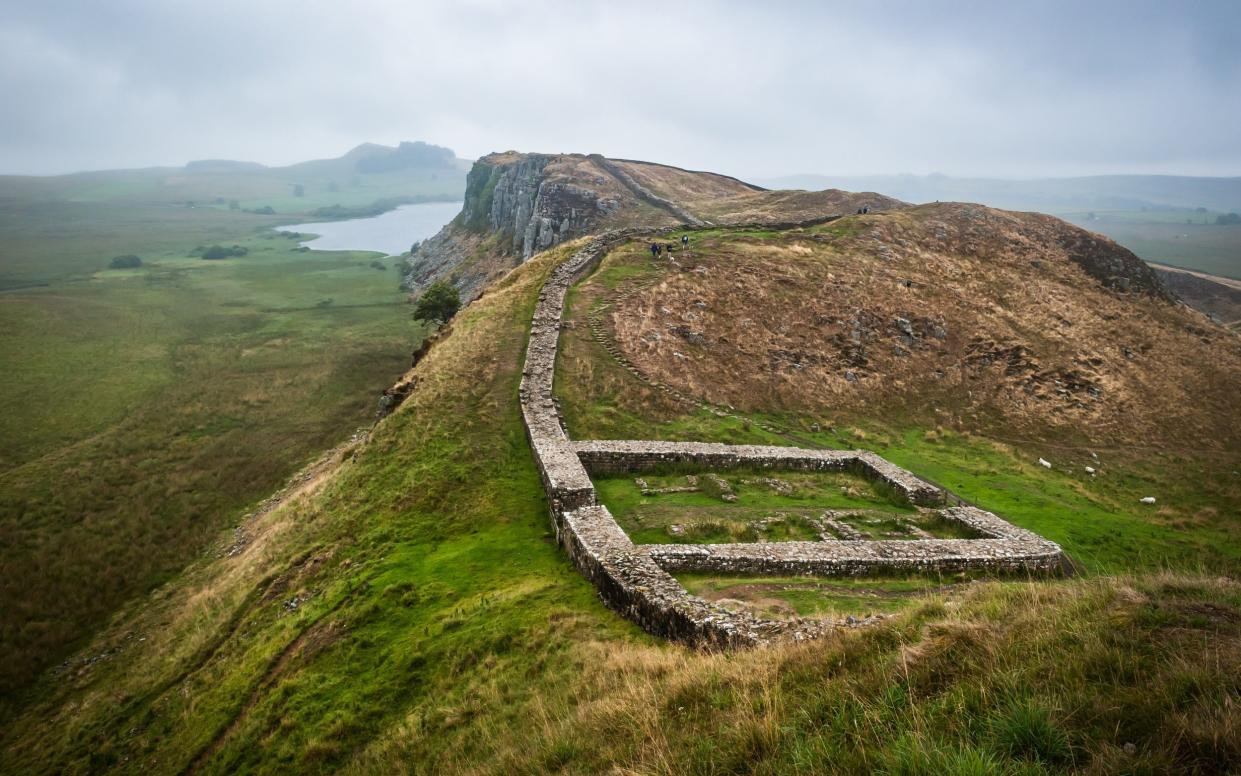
[413,280,460,326]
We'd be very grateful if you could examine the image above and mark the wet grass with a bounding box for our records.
[556,233,1241,575]
[594,469,931,544]
[0,194,430,697]
[2,239,1239,774]
[678,573,953,618]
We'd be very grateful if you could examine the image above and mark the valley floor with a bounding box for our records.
[0,192,435,700]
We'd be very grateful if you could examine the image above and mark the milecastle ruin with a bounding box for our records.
[520,226,1065,647]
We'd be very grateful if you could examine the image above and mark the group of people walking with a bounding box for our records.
[649,234,690,259]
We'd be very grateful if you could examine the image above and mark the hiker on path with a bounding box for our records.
[649,241,659,258]
[682,234,689,249]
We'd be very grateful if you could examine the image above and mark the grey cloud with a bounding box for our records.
[0,0,1238,177]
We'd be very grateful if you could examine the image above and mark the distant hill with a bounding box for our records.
[0,141,470,216]
[755,173,1241,213]
[756,173,1241,281]
[183,159,268,173]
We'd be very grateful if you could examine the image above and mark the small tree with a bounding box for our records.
[413,280,460,326]
[108,254,142,269]
[292,183,305,197]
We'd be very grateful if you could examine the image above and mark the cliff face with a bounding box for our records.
[403,153,641,300]
[402,151,903,302]
[465,154,617,259]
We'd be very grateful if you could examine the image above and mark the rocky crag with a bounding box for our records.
[402,151,897,301]
[519,225,1064,647]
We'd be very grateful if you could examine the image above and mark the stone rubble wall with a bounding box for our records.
[589,155,707,227]
[517,219,1066,648]
[559,506,827,647]
[570,440,944,506]
[643,536,1062,577]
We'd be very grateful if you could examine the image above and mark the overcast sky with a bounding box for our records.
[2,0,1239,178]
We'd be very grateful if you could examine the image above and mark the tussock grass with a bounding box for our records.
[2,234,1238,775]
[352,574,1239,775]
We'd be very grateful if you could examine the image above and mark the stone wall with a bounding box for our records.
[571,440,944,506]
[589,155,707,227]
[517,219,1066,648]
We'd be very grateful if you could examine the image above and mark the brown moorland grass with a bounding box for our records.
[610,208,1241,452]
[2,229,1238,775]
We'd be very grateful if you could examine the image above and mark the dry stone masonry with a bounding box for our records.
[520,225,1065,648]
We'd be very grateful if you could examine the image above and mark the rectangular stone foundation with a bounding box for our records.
[516,225,1066,648]
[571,440,944,506]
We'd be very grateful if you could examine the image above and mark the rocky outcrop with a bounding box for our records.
[404,153,641,300]
[402,151,908,306]
[464,154,612,259]
[1038,218,1173,299]
[1153,265,1241,326]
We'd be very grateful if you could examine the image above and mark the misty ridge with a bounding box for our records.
[1,2,1240,775]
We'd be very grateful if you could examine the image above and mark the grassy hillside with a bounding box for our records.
[757,173,1241,280]
[2,238,1237,774]
[555,225,1241,576]
[0,149,461,696]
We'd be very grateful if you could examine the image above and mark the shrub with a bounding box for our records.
[413,280,460,325]
[108,254,142,269]
[201,245,248,260]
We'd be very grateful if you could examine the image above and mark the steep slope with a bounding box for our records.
[3,155,1239,774]
[3,235,1237,775]
[402,151,898,300]
[597,204,1241,450]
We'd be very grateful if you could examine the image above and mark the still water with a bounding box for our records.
[275,201,459,256]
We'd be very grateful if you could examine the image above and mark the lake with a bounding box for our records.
[275,201,460,256]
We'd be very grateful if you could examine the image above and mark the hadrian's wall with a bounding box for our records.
[518,221,1066,648]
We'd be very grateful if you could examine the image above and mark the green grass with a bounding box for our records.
[0,182,443,696]
[678,573,954,618]
[1,238,1238,775]
[1055,209,1241,279]
[594,469,926,544]
[556,235,1241,575]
